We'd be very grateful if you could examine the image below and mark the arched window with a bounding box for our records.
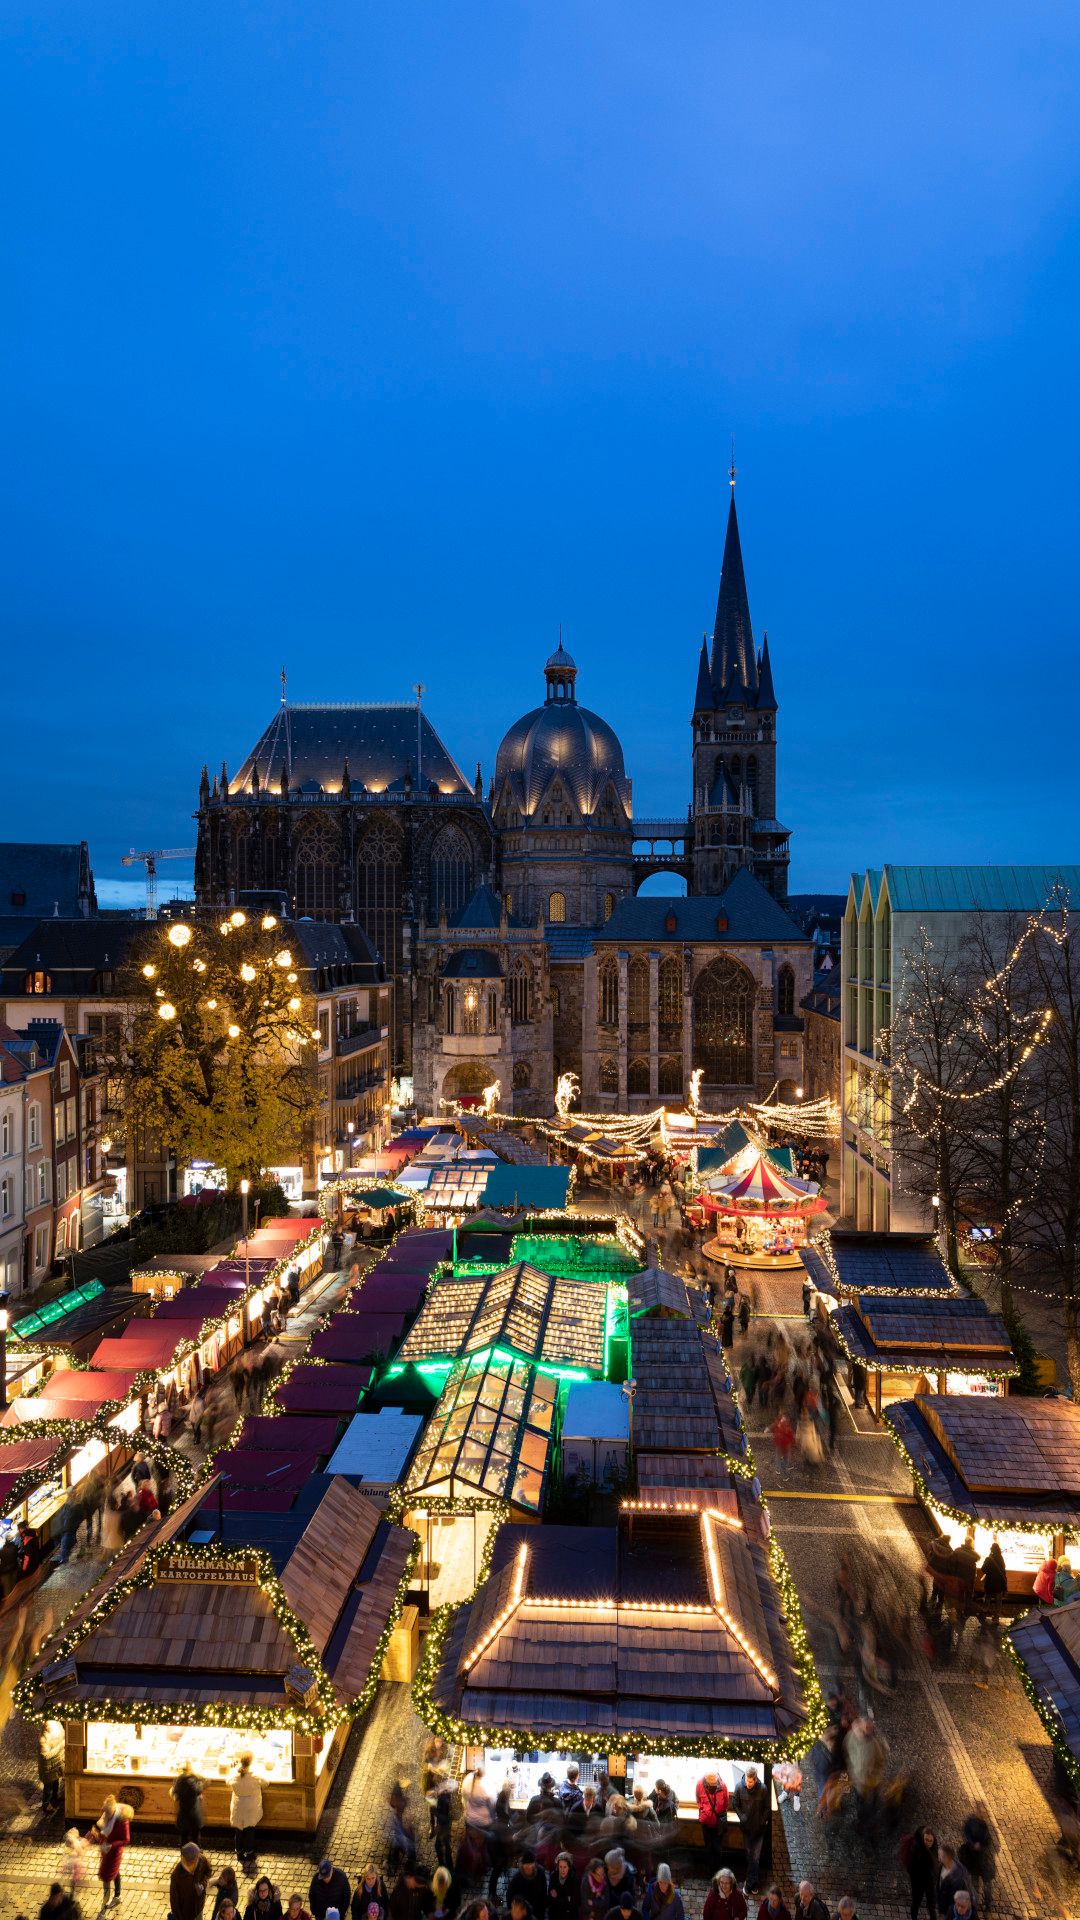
[777,964,795,1017]
[548,891,566,924]
[599,1056,619,1094]
[599,958,619,1028]
[295,820,339,921]
[604,892,616,921]
[692,956,755,1086]
[504,892,514,916]
[659,955,682,1031]
[355,823,403,977]
[510,960,531,1026]
[234,822,259,897]
[658,1055,682,1097]
[627,1057,650,1096]
[462,986,481,1036]
[23,970,51,994]
[746,754,759,813]
[729,754,742,790]
[628,955,649,1029]
[428,823,474,920]
[444,986,456,1034]
[512,1060,531,1090]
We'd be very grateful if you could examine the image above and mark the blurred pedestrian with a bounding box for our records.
[900,1828,938,1920]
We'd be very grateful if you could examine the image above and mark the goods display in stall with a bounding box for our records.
[405,1354,557,1513]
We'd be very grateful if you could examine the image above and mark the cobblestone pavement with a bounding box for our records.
[0,1230,1076,1919]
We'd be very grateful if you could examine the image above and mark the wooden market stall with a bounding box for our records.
[830,1294,1016,1414]
[24,1476,416,1833]
[418,1491,816,1869]
[800,1231,961,1303]
[885,1395,1080,1592]
[1007,1596,1080,1789]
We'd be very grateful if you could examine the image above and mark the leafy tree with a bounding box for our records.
[108,911,318,1187]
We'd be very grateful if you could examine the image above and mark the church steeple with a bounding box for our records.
[693,635,712,716]
[756,632,777,711]
[710,493,758,702]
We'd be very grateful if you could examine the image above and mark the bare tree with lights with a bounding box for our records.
[957,913,1049,1318]
[109,910,319,1188]
[1023,895,1080,1396]
[885,928,981,1277]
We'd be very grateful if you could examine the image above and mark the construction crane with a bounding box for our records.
[121,847,196,919]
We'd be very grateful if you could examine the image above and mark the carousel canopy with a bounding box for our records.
[707,1150,820,1210]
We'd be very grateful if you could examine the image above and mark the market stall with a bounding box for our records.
[417,1494,819,1866]
[1007,1597,1080,1790]
[273,1363,372,1417]
[885,1395,1080,1591]
[396,1260,612,1376]
[699,1151,825,1269]
[800,1231,961,1303]
[830,1295,1015,1414]
[21,1477,417,1832]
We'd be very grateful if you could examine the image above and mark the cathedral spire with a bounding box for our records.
[756,631,777,711]
[710,492,758,702]
[693,635,712,716]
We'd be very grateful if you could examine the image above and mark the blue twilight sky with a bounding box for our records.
[3,2,1079,904]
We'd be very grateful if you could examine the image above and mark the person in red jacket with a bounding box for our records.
[695,1772,729,1877]
[703,1870,746,1920]
[88,1796,130,1909]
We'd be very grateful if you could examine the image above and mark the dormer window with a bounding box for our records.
[716,913,728,933]
[664,911,678,934]
[24,970,51,994]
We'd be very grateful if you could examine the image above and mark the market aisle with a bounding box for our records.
[729,1302,1075,1919]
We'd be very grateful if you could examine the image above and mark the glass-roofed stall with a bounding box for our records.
[397,1261,614,1376]
[403,1354,558,1606]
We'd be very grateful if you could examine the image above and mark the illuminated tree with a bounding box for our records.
[109,911,318,1186]
[1024,897,1080,1396]
[886,929,980,1276]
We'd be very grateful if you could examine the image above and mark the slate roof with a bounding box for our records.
[545,928,596,959]
[0,842,96,920]
[834,1296,1015,1374]
[231,703,473,798]
[602,868,809,946]
[630,1319,748,1461]
[440,947,502,979]
[494,657,632,820]
[817,1232,959,1297]
[886,1396,1080,1529]
[450,882,526,930]
[0,918,143,997]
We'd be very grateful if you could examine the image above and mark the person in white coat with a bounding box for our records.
[230,1753,265,1866]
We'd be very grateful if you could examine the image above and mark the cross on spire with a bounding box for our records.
[728,436,737,491]
[280,664,287,706]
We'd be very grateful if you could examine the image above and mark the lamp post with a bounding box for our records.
[621,1376,638,1462]
[240,1178,250,1291]
[0,1291,9,1413]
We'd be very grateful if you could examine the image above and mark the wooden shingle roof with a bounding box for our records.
[280,1477,384,1654]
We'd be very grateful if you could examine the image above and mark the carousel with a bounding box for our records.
[699,1149,826,1270]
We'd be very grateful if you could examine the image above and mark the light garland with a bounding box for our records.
[828,1312,1017,1383]
[1006,1612,1080,1793]
[0,1417,197,1518]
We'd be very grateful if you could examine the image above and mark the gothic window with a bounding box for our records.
[777,964,795,1017]
[355,823,403,977]
[428,822,474,920]
[659,955,682,1032]
[599,1056,619,1094]
[658,1055,682,1097]
[445,987,456,1034]
[599,958,619,1028]
[729,755,742,791]
[234,823,258,897]
[692,955,755,1086]
[294,820,339,921]
[628,955,649,1030]
[627,1057,650,1096]
[462,987,481,1036]
[513,1060,531,1090]
[548,892,566,924]
[747,754,759,813]
[510,960,531,1026]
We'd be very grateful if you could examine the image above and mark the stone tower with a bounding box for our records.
[690,490,789,901]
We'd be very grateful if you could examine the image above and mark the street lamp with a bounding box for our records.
[0,1292,9,1413]
[240,1179,250,1289]
[621,1376,638,1460]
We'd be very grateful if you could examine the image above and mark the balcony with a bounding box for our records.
[335,1024,384,1058]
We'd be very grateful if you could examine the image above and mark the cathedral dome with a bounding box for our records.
[494,649,632,821]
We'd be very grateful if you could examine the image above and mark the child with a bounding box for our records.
[62,1827,89,1899]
